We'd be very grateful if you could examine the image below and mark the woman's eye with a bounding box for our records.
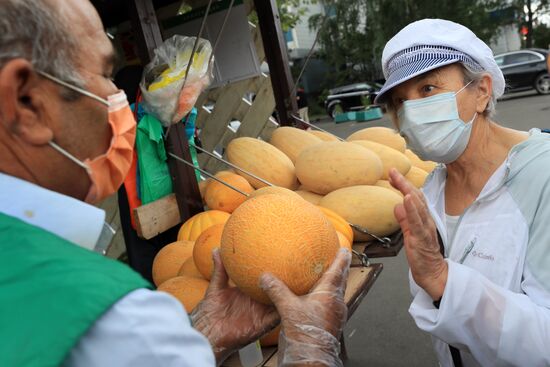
[422,85,436,93]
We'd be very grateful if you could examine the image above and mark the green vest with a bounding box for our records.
[0,212,151,367]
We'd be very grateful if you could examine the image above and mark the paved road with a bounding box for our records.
[315,92,550,366]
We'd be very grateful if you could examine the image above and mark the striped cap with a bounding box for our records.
[374,19,505,105]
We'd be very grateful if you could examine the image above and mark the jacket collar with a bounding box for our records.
[0,173,105,251]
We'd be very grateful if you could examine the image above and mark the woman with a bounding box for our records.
[374,19,550,366]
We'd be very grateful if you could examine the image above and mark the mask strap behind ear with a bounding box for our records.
[455,80,474,96]
[36,70,109,107]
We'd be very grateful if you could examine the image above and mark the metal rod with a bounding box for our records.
[189,143,275,187]
[349,223,392,247]
[290,14,327,98]
[181,0,214,89]
[209,0,236,66]
[291,114,345,141]
[352,249,370,267]
[168,152,250,197]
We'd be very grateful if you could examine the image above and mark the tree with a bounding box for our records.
[310,0,509,87]
[532,23,550,48]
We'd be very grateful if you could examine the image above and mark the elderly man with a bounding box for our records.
[0,1,351,366]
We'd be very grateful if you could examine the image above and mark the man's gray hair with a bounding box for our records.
[0,0,83,87]
[461,63,497,119]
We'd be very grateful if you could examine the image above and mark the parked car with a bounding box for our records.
[324,82,381,118]
[494,48,550,95]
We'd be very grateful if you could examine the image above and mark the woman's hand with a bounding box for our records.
[190,250,280,365]
[389,168,448,300]
[259,248,352,367]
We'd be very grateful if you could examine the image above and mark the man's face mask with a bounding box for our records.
[37,71,136,204]
[397,81,477,164]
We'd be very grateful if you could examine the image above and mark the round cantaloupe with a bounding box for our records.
[152,240,195,286]
[193,223,225,280]
[405,166,429,188]
[198,170,236,201]
[404,149,438,173]
[351,140,411,179]
[336,231,352,252]
[269,126,323,163]
[157,275,209,313]
[178,257,206,279]
[221,194,339,304]
[320,185,403,241]
[295,142,383,195]
[226,137,298,189]
[177,210,231,242]
[248,186,303,201]
[261,326,281,347]
[317,206,354,244]
[375,180,403,197]
[294,190,323,205]
[308,130,339,142]
[347,126,407,153]
[204,172,254,213]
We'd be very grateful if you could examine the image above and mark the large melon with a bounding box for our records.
[157,275,209,313]
[308,130,339,142]
[177,210,231,242]
[347,127,407,153]
[351,140,411,179]
[336,231,352,252]
[404,149,438,173]
[152,240,195,286]
[220,194,339,304]
[204,172,254,213]
[317,206,354,244]
[248,186,302,201]
[294,190,323,205]
[226,137,298,189]
[320,186,403,241]
[295,142,383,195]
[405,166,429,188]
[178,257,205,279]
[269,126,323,163]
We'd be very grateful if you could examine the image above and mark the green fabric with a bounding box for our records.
[0,212,151,367]
[136,114,173,204]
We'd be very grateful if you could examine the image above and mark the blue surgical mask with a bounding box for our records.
[397,81,477,164]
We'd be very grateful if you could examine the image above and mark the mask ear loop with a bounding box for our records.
[455,80,475,96]
[48,141,92,175]
[36,70,110,107]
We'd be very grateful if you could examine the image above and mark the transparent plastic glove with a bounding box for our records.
[260,248,352,367]
[190,250,280,365]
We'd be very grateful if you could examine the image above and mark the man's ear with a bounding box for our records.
[476,74,493,114]
[0,59,53,145]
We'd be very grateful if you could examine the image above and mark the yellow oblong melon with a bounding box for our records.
[226,137,298,189]
[347,126,406,153]
[295,142,383,195]
[351,140,411,179]
[294,190,323,205]
[320,185,403,241]
[405,166,429,188]
[404,149,438,173]
[375,180,403,197]
[269,127,323,163]
[308,130,340,142]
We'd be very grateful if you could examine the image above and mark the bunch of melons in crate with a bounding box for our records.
[153,125,435,347]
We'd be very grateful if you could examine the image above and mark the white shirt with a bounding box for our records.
[444,214,459,247]
[0,173,216,367]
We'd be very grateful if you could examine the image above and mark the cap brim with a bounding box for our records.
[374,58,462,105]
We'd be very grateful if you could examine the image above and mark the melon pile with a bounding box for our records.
[154,125,437,345]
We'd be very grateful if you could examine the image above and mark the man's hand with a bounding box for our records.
[190,250,280,365]
[389,168,448,301]
[259,248,352,367]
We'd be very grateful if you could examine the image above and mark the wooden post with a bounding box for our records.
[129,0,203,224]
[253,0,298,126]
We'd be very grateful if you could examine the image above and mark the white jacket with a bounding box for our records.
[409,130,550,366]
